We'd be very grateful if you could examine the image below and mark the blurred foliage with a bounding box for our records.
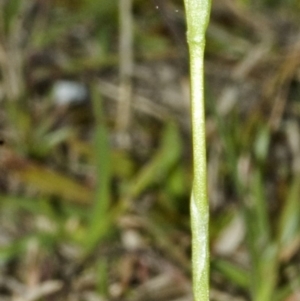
[0,0,300,300]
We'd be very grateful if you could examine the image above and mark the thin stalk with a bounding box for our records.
[183,1,211,301]
[117,0,133,147]
[84,88,112,254]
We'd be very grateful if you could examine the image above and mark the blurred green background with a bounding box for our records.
[0,0,300,300]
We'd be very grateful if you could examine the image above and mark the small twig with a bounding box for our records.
[98,80,169,120]
[116,0,134,147]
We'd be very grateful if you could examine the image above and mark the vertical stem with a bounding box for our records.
[183,1,211,301]
[85,89,112,254]
[117,0,133,146]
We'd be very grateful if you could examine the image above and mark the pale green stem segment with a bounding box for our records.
[183,0,211,301]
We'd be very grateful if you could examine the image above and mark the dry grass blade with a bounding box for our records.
[1,149,92,204]
[116,0,134,144]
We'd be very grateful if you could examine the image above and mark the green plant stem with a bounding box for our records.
[183,1,211,301]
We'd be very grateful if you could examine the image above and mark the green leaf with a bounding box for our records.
[127,122,182,198]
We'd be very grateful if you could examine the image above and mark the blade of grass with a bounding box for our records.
[127,122,182,199]
[278,175,300,259]
[251,127,271,244]
[84,87,112,254]
[212,259,250,289]
[2,153,92,204]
